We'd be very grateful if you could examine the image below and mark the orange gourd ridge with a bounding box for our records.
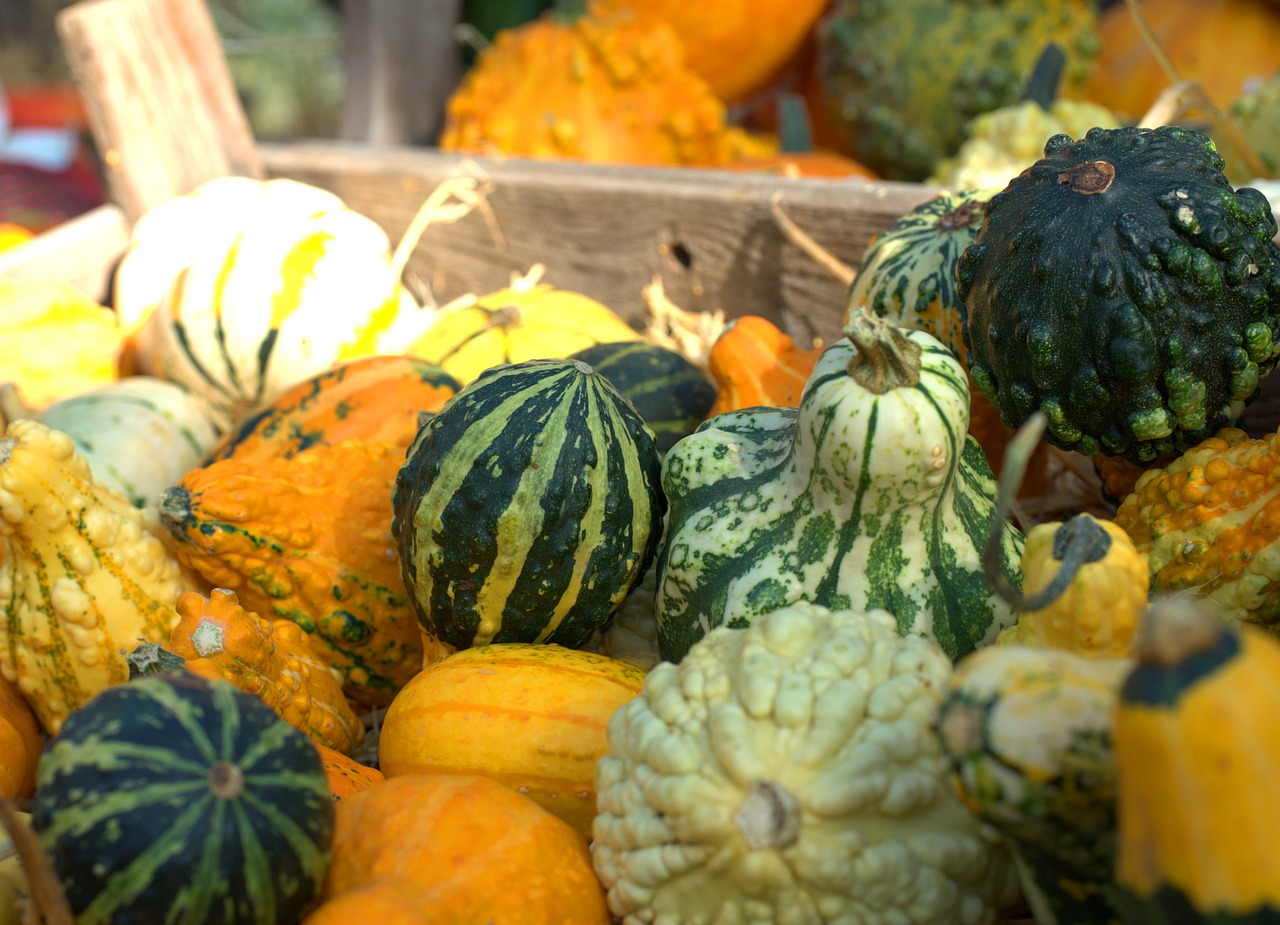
[316,743,385,801]
[706,315,823,417]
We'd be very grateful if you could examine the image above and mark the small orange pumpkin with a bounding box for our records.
[706,315,824,417]
[0,674,40,799]
[316,743,384,801]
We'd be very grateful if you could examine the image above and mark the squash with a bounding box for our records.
[392,358,665,652]
[593,599,1022,924]
[158,440,432,705]
[30,671,333,925]
[438,8,737,166]
[162,588,365,755]
[583,566,662,670]
[405,276,641,386]
[938,642,1131,925]
[816,0,1100,181]
[567,341,717,453]
[316,744,384,801]
[378,643,646,841]
[0,419,194,733]
[301,774,609,925]
[720,148,879,178]
[1093,451,1178,507]
[1113,595,1280,923]
[704,315,823,417]
[957,125,1280,463]
[1113,427,1280,627]
[123,177,432,425]
[203,354,461,465]
[0,676,39,800]
[656,310,1025,663]
[37,376,223,510]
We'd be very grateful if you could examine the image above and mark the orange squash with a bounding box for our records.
[378,644,646,841]
[0,674,40,799]
[721,149,879,179]
[706,315,824,417]
[301,774,611,925]
[316,743,384,801]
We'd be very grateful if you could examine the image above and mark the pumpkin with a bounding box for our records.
[594,600,1022,923]
[378,643,646,841]
[1113,427,1280,627]
[1113,595,1280,923]
[438,8,737,166]
[720,148,879,178]
[1093,452,1178,507]
[656,310,1025,663]
[405,277,641,386]
[0,676,39,800]
[202,354,461,465]
[937,642,1131,925]
[705,315,823,417]
[957,125,1280,463]
[162,588,365,755]
[158,440,433,705]
[816,0,1100,181]
[123,177,432,425]
[30,671,333,925]
[0,278,127,411]
[567,341,717,453]
[392,358,665,652]
[316,744,384,801]
[37,376,223,510]
[303,774,609,925]
[0,419,194,733]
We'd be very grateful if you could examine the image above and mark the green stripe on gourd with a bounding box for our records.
[393,358,665,651]
[30,672,333,925]
[656,310,1024,663]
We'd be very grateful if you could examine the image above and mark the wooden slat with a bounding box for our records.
[56,0,263,224]
[260,141,940,343]
[0,204,130,303]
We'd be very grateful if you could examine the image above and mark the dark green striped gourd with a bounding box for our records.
[30,671,333,925]
[567,341,718,453]
[656,310,1024,663]
[392,358,666,651]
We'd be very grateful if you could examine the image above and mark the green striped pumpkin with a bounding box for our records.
[567,341,717,453]
[656,310,1024,663]
[392,358,665,651]
[30,671,333,925]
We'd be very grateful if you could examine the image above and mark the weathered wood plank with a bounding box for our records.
[56,0,263,223]
[0,203,130,302]
[259,141,940,343]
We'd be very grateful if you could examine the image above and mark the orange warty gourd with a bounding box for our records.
[0,674,40,799]
[166,588,366,755]
[316,743,385,801]
[377,644,646,841]
[301,774,611,925]
[706,315,824,417]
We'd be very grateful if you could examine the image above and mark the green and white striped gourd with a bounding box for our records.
[30,671,333,925]
[392,358,665,651]
[656,310,1024,662]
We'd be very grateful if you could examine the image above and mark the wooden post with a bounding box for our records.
[55,0,264,224]
[341,0,464,146]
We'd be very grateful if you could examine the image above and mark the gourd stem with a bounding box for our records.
[982,413,1045,607]
[0,796,76,925]
[1022,43,1066,112]
[842,310,921,393]
[734,780,801,851]
[1017,515,1112,611]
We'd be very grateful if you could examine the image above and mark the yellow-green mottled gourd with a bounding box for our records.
[0,419,194,732]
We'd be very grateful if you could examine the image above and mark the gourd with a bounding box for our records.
[593,599,1022,924]
[937,642,1132,925]
[315,744,384,801]
[123,176,432,425]
[1113,595,1280,923]
[957,125,1280,464]
[656,310,1025,663]
[301,774,610,925]
[438,8,738,166]
[568,341,717,454]
[378,643,646,841]
[392,358,665,651]
[37,376,223,509]
[405,275,640,385]
[1113,427,1280,626]
[164,588,366,755]
[845,186,1053,495]
[30,671,333,925]
[159,440,431,705]
[202,354,461,465]
[583,567,662,670]
[0,419,194,733]
[0,676,39,800]
[704,315,823,417]
[816,0,1099,181]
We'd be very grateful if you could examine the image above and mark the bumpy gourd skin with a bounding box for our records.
[958,125,1280,464]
